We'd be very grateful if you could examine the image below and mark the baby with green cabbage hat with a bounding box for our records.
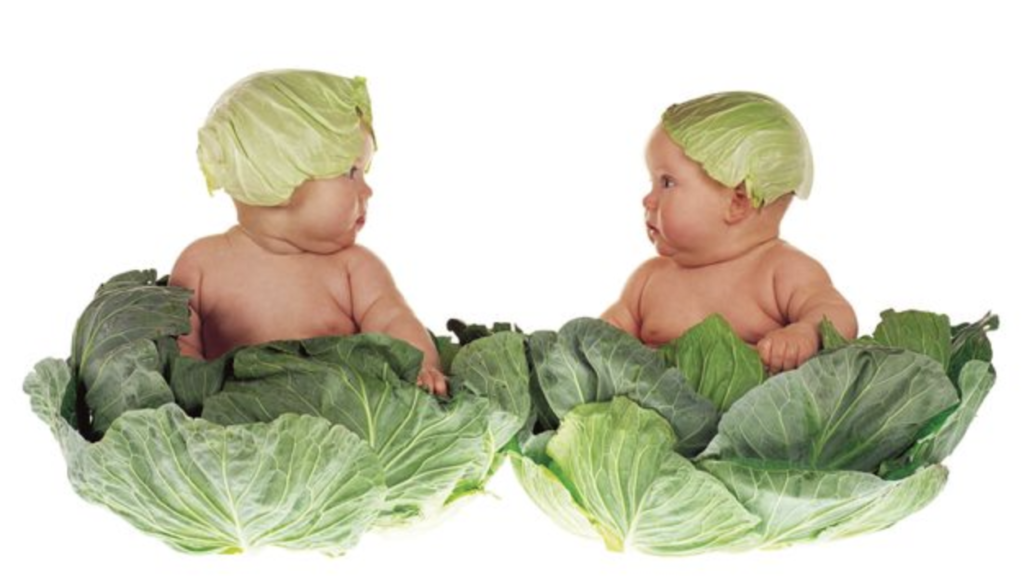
[170,69,448,395]
[197,70,375,206]
[601,91,858,373]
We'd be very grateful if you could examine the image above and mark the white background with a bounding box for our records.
[2,1,1020,584]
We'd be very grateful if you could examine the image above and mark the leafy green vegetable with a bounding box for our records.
[25,270,999,557]
[197,70,375,206]
[817,465,947,541]
[70,270,191,438]
[432,319,522,381]
[85,407,385,555]
[26,269,528,554]
[509,434,601,541]
[700,460,947,547]
[513,399,759,554]
[878,360,996,479]
[701,346,959,472]
[949,312,998,381]
[510,312,997,555]
[84,338,174,434]
[27,356,385,555]
[525,336,560,433]
[530,318,718,456]
[203,336,493,526]
[449,331,531,448]
[72,270,191,374]
[161,338,233,416]
[547,397,759,554]
[24,359,88,461]
[446,318,521,345]
[872,310,952,372]
[661,92,813,207]
[661,313,764,411]
[820,316,850,350]
[432,332,461,374]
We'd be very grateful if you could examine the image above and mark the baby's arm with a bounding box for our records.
[348,247,447,396]
[169,244,205,360]
[600,259,657,337]
[759,251,858,373]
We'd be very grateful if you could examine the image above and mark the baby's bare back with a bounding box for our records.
[173,228,358,359]
[638,241,788,346]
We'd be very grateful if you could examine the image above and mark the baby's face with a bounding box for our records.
[283,132,375,253]
[643,126,733,260]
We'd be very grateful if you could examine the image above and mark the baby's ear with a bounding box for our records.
[725,183,754,224]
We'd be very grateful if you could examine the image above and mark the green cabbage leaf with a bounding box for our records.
[26,270,529,554]
[197,70,375,206]
[509,312,996,555]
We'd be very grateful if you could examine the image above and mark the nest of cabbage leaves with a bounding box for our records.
[505,311,998,555]
[24,270,531,555]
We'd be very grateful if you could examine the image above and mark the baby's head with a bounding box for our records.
[644,92,812,262]
[198,70,376,252]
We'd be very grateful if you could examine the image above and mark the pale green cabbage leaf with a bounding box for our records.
[26,269,528,554]
[661,91,812,207]
[197,70,375,206]
[510,314,996,555]
[529,318,718,456]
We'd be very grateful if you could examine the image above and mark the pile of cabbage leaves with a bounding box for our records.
[24,270,530,555]
[507,311,997,554]
[26,270,998,556]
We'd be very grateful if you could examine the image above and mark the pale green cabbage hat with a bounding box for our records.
[197,70,375,206]
[661,92,813,208]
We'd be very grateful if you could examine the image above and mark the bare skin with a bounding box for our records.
[602,126,857,373]
[170,134,447,395]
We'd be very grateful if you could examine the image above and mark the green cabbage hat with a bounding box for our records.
[661,92,812,208]
[198,70,375,206]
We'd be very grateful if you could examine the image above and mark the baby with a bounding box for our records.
[170,70,446,395]
[602,92,857,373]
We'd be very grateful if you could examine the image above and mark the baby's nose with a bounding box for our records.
[642,191,656,209]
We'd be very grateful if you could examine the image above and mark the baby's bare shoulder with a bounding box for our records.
[624,256,673,288]
[338,245,406,314]
[763,241,834,294]
[634,256,677,279]
[612,257,676,310]
[764,241,828,272]
[175,233,230,265]
[334,244,388,272]
[333,245,401,295]
[170,234,230,284]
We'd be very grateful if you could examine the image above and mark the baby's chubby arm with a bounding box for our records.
[760,249,858,373]
[600,259,658,336]
[168,242,206,360]
[348,247,447,396]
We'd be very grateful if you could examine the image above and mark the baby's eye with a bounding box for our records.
[346,166,359,179]
[660,176,676,189]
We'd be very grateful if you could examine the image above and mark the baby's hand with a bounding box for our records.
[757,323,820,374]
[417,365,449,397]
